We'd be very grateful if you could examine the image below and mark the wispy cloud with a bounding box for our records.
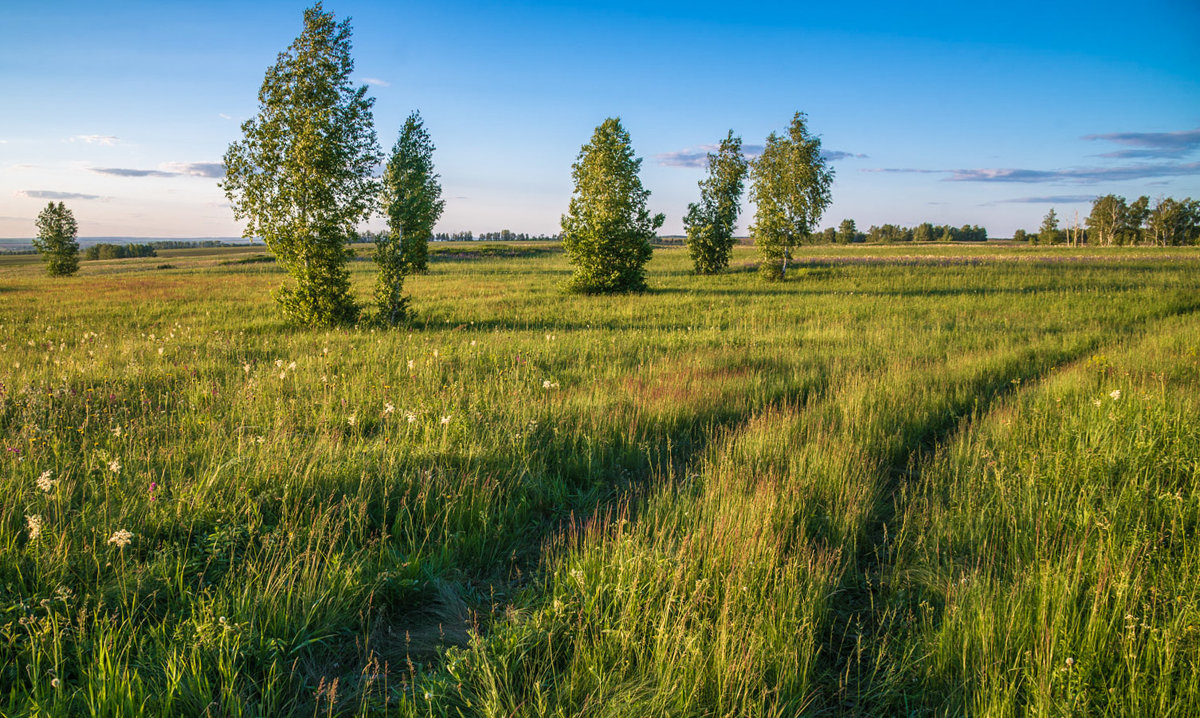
[361,77,390,87]
[18,190,104,200]
[655,147,716,168]
[69,134,119,145]
[822,150,869,161]
[218,113,234,120]
[1084,128,1200,159]
[863,161,1200,184]
[990,195,1097,204]
[89,162,224,179]
[91,167,177,178]
[161,162,225,178]
[655,143,872,169]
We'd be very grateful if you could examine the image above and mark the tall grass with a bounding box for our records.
[1,244,1197,715]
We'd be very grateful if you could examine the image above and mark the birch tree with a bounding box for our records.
[381,111,444,275]
[33,202,80,276]
[683,131,748,274]
[221,2,381,326]
[561,118,664,293]
[748,112,833,280]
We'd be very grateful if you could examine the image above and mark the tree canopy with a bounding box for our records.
[33,202,80,277]
[382,111,444,274]
[748,112,834,280]
[684,131,749,274]
[221,2,381,326]
[560,118,664,293]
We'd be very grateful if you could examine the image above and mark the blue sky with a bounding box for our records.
[2,0,1198,238]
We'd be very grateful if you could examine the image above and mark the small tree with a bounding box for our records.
[683,130,749,274]
[748,112,834,280]
[372,231,409,326]
[221,2,381,327]
[561,118,664,293]
[1012,228,1028,243]
[382,111,444,275]
[33,202,80,276]
[1039,208,1061,245]
[1086,195,1125,246]
[837,218,857,244]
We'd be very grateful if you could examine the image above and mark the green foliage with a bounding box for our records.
[382,111,444,275]
[561,118,664,293]
[1090,193,1199,246]
[683,131,748,274]
[372,230,409,325]
[1147,196,1200,246]
[1013,228,1028,242]
[912,221,933,243]
[32,202,79,276]
[749,112,834,280]
[4,244,1199,715]
[82,243,157,260]
[221,2,381,327]
[1040,207,1061,245]
[837,218,859,244]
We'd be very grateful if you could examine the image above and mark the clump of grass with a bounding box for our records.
[0,243,1197,714]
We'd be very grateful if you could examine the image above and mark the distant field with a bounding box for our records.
[2,244,1198,716]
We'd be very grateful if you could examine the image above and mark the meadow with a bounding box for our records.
[1,243,1198,716]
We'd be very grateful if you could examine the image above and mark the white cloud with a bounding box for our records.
[86,162,225,179]
[69,135,120,145]
[19,190,105,200]
[161,161,225,178]
[218,113,233,120]
[361,77,390,87]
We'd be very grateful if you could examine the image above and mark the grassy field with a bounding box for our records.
[2,243,1198,716]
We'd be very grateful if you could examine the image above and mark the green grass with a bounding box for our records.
[1,243,1198,716]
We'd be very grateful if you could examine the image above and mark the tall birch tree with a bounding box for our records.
[221,2,381,327]
[684,131,749,274]
[748,112,833,280]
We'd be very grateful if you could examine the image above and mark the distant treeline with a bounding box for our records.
[82,243,157,260]
[815,220,989,244]
[144,239,255,250]
[1014,195,1200,246]
[357,229,559,243]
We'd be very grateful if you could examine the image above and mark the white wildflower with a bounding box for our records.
[112,425,122,437]
[36,470,57,493]
[347,414,357,427]
[542,380,559,389]
[440,415,451,425]
[157,347,164,356]
[407,359,415,370]
[288,361,296,371]
[243,363,251,374]
[26,515,43,540]
[279,372,287,380]
[1109,389,1121,400]
[406,413,417,424]
[383,403,395,415]
[1093,399,1102,407]
[108,458,121,474]
[107,529,133,548]
[275,359,284,368]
